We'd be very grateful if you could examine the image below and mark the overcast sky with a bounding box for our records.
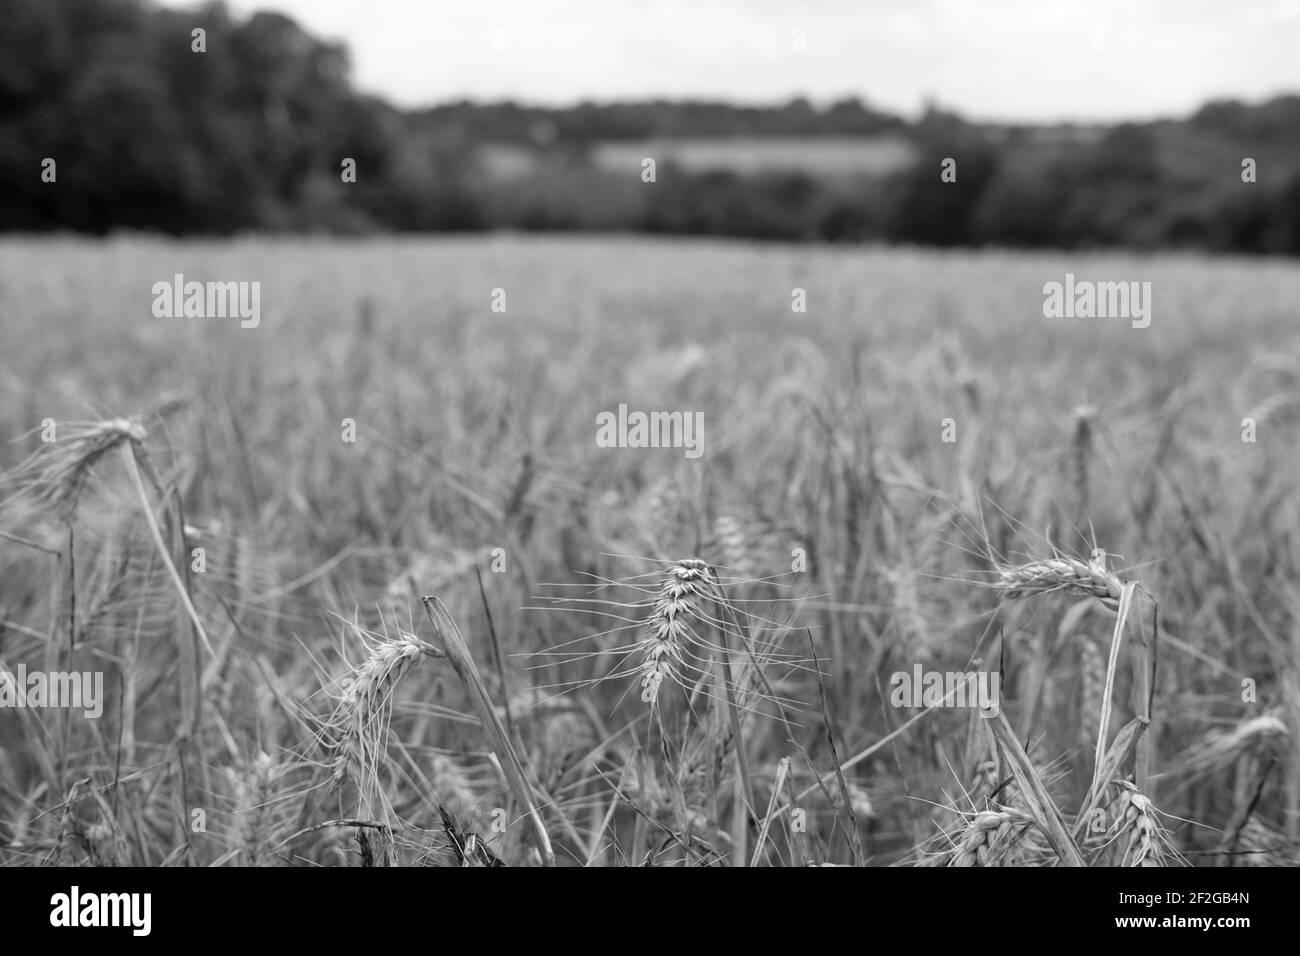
[160,0,1300,121]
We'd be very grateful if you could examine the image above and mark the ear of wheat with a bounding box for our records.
[234,751,287,867]
[8,417,147,516]
[84,817,128,866]
[925,808,1032,867]
[1096,780,1179,867]
[1176,710,1289,780]
[1071,404,1097,520]
[321,626,441,867]
[326,627,440,792]
[994,553,1123,610]
[1078,637,1106,749]
[949,810,1016,867]
[710,514,755,580]
[637,558,720,707]
[430,753,481,822]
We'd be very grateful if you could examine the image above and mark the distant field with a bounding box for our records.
[1,236,1297,866]
[589,134,918,177]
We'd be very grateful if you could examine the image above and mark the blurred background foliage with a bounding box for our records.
[4,0,1300,253]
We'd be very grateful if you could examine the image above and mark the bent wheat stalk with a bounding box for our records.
[1074,715,1150,843]
[988,708,1085,866]
[423,595,554,866]
[1092,582,1139,790]
[119,441,216,659]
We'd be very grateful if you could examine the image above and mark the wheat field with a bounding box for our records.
[0,235,1297,866]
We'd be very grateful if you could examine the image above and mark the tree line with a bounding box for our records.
[4,0,1298,253]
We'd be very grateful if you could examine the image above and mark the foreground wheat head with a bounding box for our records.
[315,625,441,866]
[327,627,440,788]
[994,551,1124,610]
[946,809,1025,867]
[637,558,721,706]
